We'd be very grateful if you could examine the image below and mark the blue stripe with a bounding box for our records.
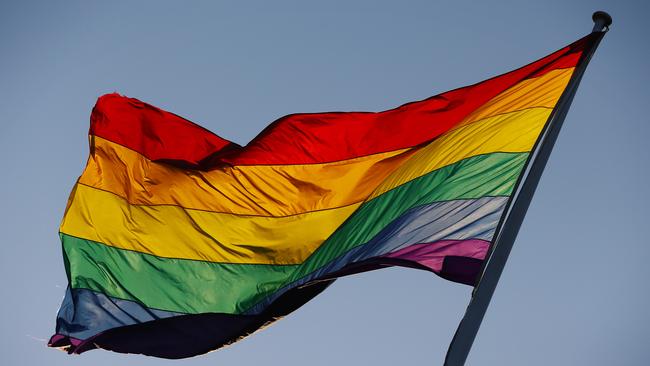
[55,287,183,340]
[244,196,506,314]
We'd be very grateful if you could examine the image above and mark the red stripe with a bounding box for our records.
[89,95,238,168]
[89,34,595,168]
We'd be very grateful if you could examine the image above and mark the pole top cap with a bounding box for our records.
[592,11,612,32]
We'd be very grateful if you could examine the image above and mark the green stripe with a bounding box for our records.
[291,151,528,280]
[62,234,298,314]
[63,151,527,314]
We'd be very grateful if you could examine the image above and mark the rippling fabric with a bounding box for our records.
[49,33,597,358]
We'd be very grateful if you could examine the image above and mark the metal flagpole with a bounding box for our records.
[443,11,612,366]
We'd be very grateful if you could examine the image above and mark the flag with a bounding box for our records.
[49,33,598,358]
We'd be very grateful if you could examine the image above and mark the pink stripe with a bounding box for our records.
[382,239,491,272]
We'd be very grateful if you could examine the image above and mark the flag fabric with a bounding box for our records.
[49,33,597,358]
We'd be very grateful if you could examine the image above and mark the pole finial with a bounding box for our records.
[592,11,612,32]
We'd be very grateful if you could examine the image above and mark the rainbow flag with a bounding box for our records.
[49,33,598,358]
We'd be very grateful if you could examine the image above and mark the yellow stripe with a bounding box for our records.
[80,137,417,217]
[459,68,573,127]
[368,68,574,199]
[368,107,551,199]
[364,69,574,199]
[61,184,361,265]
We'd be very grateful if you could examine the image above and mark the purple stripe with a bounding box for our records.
[244,196,505,315]
[48,334,83,351]
[382,239,490,272]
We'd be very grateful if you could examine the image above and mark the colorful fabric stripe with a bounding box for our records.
[382,239,491,272]
[62,195,508,315]
[54,287,183,341]
[81,136,417,216]
[56,239,490,343]
[63,150,526,265]
[80,106,549,216]
[88,36,588,168]
[50,33,598,358]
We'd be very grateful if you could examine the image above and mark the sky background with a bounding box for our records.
[1,1,648,365]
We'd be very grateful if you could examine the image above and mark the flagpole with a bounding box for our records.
[443,11,611,366]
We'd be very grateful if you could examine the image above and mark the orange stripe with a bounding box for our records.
[80,137,417,216]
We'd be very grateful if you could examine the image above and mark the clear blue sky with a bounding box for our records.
[1,1,648,365]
